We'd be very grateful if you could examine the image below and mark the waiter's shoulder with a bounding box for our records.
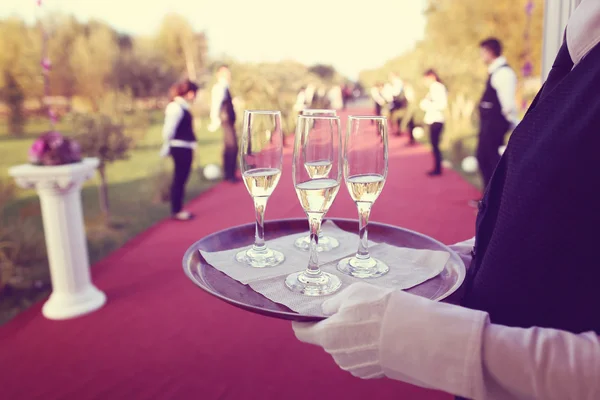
[566,0,600,66]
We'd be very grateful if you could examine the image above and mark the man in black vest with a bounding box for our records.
[475,38,517,194]
[290,1,600,398]
[209,64,239,183]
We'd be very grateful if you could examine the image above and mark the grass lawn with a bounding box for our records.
[0,113,224,325]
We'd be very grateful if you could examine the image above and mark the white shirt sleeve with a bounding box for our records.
[490,67,518,127]
[420,82,448,112]
[371,88,386,106]
[162,102,184,142]
[159,102,184,157]
[379,291,600,400]
[210,82,227,127]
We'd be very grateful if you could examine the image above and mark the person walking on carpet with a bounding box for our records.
[160,79,199,221]
[420,68,448,176]
[209,64,240,183]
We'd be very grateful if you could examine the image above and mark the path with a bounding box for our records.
[0,108,480,400]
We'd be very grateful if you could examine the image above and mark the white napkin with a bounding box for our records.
[248,243,449,315]
[200,222,450,316]
[200,221,376,284]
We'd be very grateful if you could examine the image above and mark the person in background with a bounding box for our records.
[388,72,408,136]
[209,64,239,183]
[475,37,517,194]
[294,86,307,113]
[160,79,199,221]
[370,82,386,117]
[291,1,600,399]
[420,69,448,176]
[342,83,352,109]
[328,85,344,110]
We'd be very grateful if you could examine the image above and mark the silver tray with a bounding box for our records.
[183,218,466,321]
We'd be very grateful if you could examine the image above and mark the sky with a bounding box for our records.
[1,0,428,80]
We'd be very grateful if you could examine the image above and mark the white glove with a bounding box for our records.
[292,282,395,379]
[448,237,475,268]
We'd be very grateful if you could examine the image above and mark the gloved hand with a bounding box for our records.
[292,282,395,379]
[449,236,475,267]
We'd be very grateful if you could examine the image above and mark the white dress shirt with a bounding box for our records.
[159,97,196,157]
[391,77,404,97]
[370,87,386,106]
[487,56,518,128]
[420,81,448,125]
[343,3,600,398]
[209,78,229,132]
[381,83,395,103]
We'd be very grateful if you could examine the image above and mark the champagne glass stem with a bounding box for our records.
[356,202,372,259]
[306,215,323,275]
[253,197,268,251]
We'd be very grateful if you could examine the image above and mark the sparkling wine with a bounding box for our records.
[304,160,333,179]
[345,173,385,203]
[242,168,282,197]
[295,178,339,214]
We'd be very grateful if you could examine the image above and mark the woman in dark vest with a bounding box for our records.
[420,69,448,176]
[289,1,600,398]
[160,79,199,221]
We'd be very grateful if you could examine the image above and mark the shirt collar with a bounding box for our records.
[488,56,507,74]
[174,96,190,110]
[566,0,600,67]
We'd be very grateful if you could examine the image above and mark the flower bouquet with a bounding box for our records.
[28,131,82,166]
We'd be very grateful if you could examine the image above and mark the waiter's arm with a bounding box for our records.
[491,67,518,127]
[209,83,226,129]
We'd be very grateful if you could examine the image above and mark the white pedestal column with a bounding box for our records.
[9,158,106,320]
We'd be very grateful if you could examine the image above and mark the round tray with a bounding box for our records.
[183,218,465,322]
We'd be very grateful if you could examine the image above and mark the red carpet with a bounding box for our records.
[0,108,480,400]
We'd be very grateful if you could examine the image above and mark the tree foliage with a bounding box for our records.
[71,113,132,223]
[359,0,545,110]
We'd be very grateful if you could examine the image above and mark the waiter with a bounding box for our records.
[209,64,239,183]
[291,1,600,398]
[476,38,517,191]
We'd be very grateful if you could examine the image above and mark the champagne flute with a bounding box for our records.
[235,110,285,268]
[286,115,343,296]
[337,116,389,278]
[294,109,340,252]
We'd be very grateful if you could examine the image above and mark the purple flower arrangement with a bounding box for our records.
[28,131,82,166]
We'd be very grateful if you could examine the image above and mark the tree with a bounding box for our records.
[308,64,336,81]
[2,72,25,135]
[46,13,82,102]
[155,14,207,81]
[113,36,179,98]
[71,113,132,224]
[69,20,118,110]
[0,17,42,128]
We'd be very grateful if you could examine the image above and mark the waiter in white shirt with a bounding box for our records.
[209,64,239,183]
[291,1,600,399]
[476,38,518,191]
[370,82,386,117]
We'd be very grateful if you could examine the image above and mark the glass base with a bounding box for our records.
[235,246,285,268]
[294,234,340,252]
[285,270,342,296]
[336,256,389,278]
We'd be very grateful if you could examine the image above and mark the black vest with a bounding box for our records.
[173,107,196,142]
[462,42,600,335]
[221,88,236,125]
[479,63,511,128]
